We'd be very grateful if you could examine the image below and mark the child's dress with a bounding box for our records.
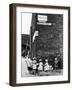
[38,62,43,71]
[44,63,50,71]
[32,63,37,70]
[32,60,37,70]
[32,60,37,75]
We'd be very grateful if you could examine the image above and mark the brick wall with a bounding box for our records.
[31,13,63,58]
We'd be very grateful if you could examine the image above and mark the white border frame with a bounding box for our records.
[16,7,68,83]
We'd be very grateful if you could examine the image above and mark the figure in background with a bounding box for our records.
[54,57,58,70]
[25,52,33,73]
[21,52,32,77]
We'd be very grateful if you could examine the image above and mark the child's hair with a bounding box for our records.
[39,59,42,62]
[45,59,48,62]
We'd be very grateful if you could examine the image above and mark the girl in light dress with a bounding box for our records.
[38,59,43,71]
[44,59,53,72]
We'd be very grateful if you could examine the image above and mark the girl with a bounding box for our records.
[38,59,43,72]
[44,59,50,72]
[32,57,37,75]
[44,59,53,72]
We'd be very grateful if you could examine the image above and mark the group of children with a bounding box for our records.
[32,57,53,75]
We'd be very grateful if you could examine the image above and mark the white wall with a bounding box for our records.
[0,0,72,90]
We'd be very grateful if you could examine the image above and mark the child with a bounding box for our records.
[44,59,53,72]
[38,59,43,72]
[44,59,50,72]
[32,57,37,75]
